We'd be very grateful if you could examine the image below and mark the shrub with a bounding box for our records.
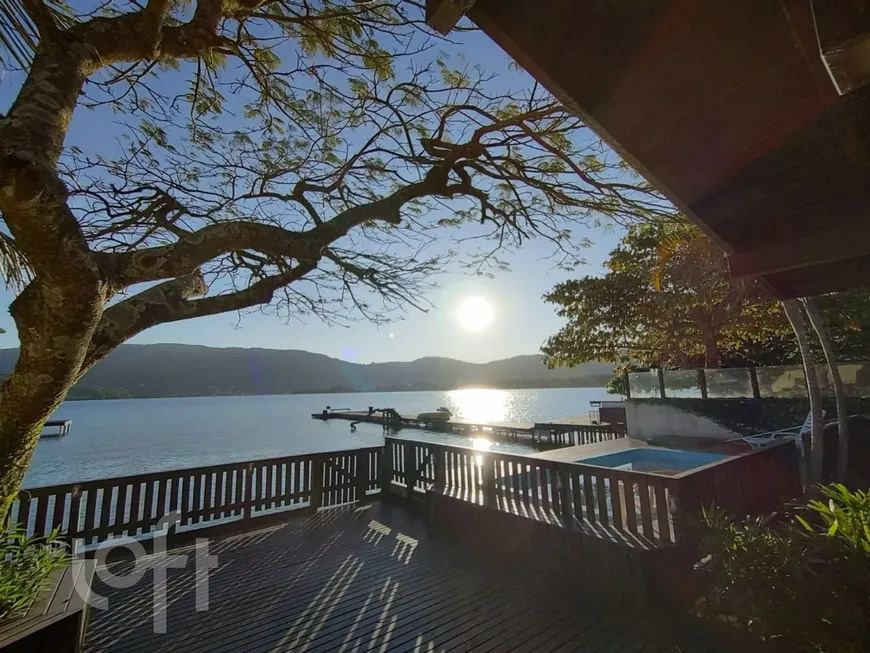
[0,528,69,621]
[695,484,870,652]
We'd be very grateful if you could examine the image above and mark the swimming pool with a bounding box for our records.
[578,448,727,474]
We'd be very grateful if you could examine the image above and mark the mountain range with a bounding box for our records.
[0,345,613,399]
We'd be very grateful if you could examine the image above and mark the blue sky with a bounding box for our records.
[0,18,623,364]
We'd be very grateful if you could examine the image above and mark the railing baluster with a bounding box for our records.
[637,478,655,540]
[128,481,141,533]
[596,474,609,528]
[68,487,82,540]
[571,469,583,525]
[265,463,274,510]
[143,480,155,528]
[155,477,167,524]
[310,455,323,510]
[115,482,129,536]
[83,490,98,544]
[557,467,571,527]
[403,442,415,499]
[623,479,638,536]
[192,472,202,524]
[654,482,671,543]
[52,491,67,535]
[539,464,551,516]
[33,494,48,539]
[583,472,596,525]
[609,474,623,532]
[16,495,31,535]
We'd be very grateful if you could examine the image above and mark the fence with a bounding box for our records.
[11,447,382,546]
[382,437,798,549]
[628,361,870,399]
[11,437,799,551]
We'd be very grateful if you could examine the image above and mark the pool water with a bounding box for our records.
[578,448,727,474]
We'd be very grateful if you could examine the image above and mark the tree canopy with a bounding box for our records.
[542,222,786,372]
[0,0,674,511]
[542,222,870,393]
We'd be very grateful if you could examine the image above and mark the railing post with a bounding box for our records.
[433,446,446,492]
[355,450,369,502]
[379,441,392,492]
[749,366,761,399]
[404,442,416,499]
[243,462,254,521]
[68,485,82,541]
[656,368,666,398]
[481,455,496,508]
[310,456,323,511]
[698,368,708,399]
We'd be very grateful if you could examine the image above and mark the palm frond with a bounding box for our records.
[0,0,75,70]
[0,232,31,289]
[652,232,693,291]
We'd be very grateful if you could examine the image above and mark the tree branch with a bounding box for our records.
[83,261,315,372]
[100,178,438,287]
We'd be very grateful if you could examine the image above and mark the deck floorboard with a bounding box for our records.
[85,501,770,652]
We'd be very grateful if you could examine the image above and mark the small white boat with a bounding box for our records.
[417,407,452,421]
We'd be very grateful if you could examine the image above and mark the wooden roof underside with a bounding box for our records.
[433,0,870,298]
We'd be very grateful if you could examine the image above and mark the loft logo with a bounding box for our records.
[72,512,219,633]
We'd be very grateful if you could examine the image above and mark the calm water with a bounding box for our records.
[25,387,610,488]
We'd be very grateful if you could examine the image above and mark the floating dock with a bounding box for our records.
[312,408,625,450]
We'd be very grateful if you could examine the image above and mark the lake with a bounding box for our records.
[25,387,611,488]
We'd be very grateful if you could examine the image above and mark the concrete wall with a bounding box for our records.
[625,400,740,441]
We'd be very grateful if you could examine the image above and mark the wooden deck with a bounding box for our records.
[85,502,769,653]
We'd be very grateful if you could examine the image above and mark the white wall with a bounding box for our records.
[625,401,740,441]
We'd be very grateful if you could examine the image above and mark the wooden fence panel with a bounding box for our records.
[11,446,382,546]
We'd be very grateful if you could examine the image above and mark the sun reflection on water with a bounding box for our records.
[445,388,511,424]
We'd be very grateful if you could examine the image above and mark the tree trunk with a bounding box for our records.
[702,334,720,368]
[783,299,824,487]
[803,297,849,481]
[0,278,106,517]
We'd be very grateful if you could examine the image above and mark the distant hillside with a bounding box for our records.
[0,345,612,399]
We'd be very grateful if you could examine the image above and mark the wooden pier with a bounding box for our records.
[312,408,625,449]
[41,419,71,438]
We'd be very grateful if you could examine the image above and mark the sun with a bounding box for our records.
[456,296,494,333]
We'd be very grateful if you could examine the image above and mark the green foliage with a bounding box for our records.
[0,527,69,621]
[696,486,870,652]
[543,222,870,388]
[802,484,870,552]
[542,221,786,373]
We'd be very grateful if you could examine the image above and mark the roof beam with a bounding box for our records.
[426,0,476,35]
[813,0,870,94]
[767,255,870,299]
[728,222,870,279]
[822,32,870,95]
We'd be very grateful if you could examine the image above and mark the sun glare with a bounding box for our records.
[456,296,494,333]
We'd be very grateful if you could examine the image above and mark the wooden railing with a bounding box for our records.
[11,436,799,551]
[384,437,678,547]
[384,437,799,549]
[533,422,627,448]
[11,447,382,546]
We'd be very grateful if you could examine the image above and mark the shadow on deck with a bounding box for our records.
[85,501,768,653]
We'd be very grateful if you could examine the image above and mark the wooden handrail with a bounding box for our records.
[11,446,383,546]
